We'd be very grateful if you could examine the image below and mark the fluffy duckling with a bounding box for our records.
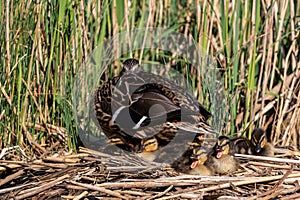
[230,137,252,155]
[206,136,239,175]
[140,137,159,152]
[188,149,214,176]
[137,137,159,161]
[251,128,274,157]
[170,133,217,173]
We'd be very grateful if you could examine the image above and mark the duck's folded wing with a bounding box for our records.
[111,90,182,131]
[131,91,182,123]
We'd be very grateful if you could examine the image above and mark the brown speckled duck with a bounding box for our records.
[94,58,217,154]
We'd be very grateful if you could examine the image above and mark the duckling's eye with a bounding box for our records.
[218,140,229,147]
[144,139,156,146]
[193,149,204,155]
[259,135,265,143]
[221,142,229,147]
[217,141,229,149]
[193,149,199,154]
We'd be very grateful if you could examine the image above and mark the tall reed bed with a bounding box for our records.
[1,0,299,156]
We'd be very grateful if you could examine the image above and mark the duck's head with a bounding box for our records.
[190,148,207,168]
[214,136,230,159]
[251,128,267,153]
[121,58,140,75]
[139,137,159,153]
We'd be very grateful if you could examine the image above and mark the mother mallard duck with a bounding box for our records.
[94,58,218,155]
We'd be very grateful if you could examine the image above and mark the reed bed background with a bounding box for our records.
[0,0,299,156]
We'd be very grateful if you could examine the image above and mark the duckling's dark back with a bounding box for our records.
[230,137,252,155]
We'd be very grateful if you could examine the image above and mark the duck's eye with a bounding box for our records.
[218,139,229,147]
[143,138,157,146]
[221,143,228,148]
[216,141,229,150]
[145,141,155,146]
[259,135,265,143]
[193,148,204,155]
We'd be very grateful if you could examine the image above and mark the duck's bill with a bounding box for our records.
[256,144,262,153]
[191,159,199,169]
[216,150,223,158]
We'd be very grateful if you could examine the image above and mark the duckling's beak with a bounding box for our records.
[190,153,200,160]
[191,159,199,169]
[216,150,223,158]
[137,145,145,153]
[215,145,224,158]
[255,144,262,153]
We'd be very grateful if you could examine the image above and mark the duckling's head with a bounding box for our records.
[214,136,230,158]
[191,148,206,160]
[251,128,267,153]
[190,149,207,168]
[139,137,159,153]
[121,58,140,74]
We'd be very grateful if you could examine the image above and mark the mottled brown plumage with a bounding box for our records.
[94,58,217,154]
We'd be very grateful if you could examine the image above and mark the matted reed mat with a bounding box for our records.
[0,147,299,199]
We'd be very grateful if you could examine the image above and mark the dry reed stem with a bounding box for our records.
[235,153,300,164]
[196,172,300,193]
[69,180,129,200]
[0,169,24,187]
[1,147,299,198]
[15,174,70,200]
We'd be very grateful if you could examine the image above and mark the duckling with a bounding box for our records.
[188,149,214,176]
[94,58,218,153]
[205,136,239,175]
[140,137,158,152]
[251,128,274,157]
[230,137,252,155]
[137,137,159,161]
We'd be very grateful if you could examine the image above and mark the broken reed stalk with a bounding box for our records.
[196,172,300,193]
[234,154,300,164]
[14,174,70,200]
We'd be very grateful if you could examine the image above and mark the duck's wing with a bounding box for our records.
[94,65,216,153]
[112,89,182,130]
[138,70,213,121]
[111,82,212,133]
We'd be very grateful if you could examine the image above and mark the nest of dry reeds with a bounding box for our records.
[1,146,300,200]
